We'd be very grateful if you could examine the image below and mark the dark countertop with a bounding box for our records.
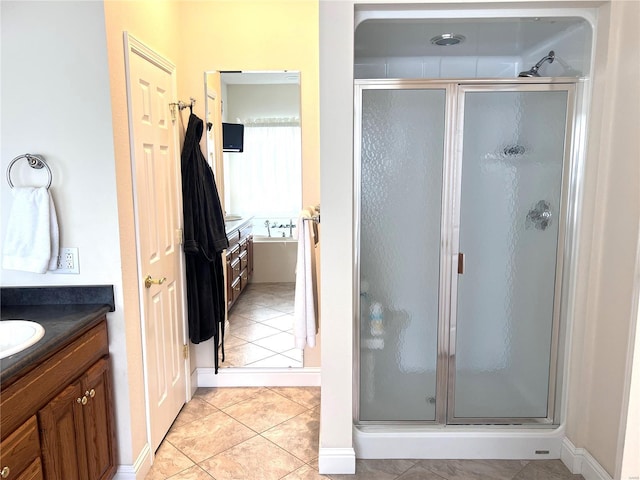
[0,285,115,386]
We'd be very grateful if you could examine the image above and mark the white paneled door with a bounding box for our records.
[125,34,187,452]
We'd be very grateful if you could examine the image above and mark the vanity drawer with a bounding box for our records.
[229,244,240,264]
[230,258,241,280]
[0,415,41,480]
[231,277,241,304]
[239,250,248,272]
[240,269,248,291]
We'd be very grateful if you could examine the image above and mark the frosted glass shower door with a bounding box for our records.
[451,86,571,423]
[357,85,446,422]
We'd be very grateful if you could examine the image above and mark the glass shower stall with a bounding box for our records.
[355,80,575,425]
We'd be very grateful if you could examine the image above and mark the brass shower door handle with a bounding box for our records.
[145,275,167,289]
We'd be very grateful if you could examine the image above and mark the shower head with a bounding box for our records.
[518,50,555,77]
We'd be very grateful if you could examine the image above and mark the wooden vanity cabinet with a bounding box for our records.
[0,318,116,480]
[39,358,114,480]
[0,416,43,480]
[225,223,253,310]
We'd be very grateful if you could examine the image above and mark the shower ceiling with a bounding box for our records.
[355,17,588,58]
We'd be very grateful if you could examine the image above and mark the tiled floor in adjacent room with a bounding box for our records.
[222,282,302,368]
[145,386,584,480]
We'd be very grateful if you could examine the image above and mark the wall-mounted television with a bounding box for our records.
[222,122,244,152]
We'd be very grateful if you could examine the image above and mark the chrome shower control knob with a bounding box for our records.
[526,200,552,230]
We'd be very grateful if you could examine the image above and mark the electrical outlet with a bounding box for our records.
[53,247,79,274]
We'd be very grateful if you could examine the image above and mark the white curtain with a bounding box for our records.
[226,122,302,218]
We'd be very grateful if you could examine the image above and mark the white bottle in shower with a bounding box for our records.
[370,302,384,336]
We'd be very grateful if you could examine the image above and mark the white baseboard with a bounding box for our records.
[114,443,151,480]
[561,438,613,480]
[196,367,321,387]
[318,447,356,474]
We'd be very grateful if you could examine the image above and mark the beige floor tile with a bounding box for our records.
[512,460,584,479]
[222,342,277,367]
[244,353,302,368]
[282,348,304,362]
[261,314,295,332]
[167,465,214,479]
[328,459,416,480]
[199,435,304,480]
[173,397,219,427]
[229,303,282,322]
[195,387,265,409]
[270,387,321,409]
[144,441,194,480]
[227,313,257,329]
[166,410,256,463]
[222,389,307,432]
[232,322,282,341]
[282,464,332,480]
[395,465,448,480]
[252,331,296,353]
[222,334,248,349]
[418,459,529,480]
[262,409,319,462]
[267,299,296,314]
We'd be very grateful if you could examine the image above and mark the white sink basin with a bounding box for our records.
[0,320,45,359]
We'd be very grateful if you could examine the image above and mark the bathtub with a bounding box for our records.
[254,235,297,243]
[252,228,298,283]
[252,216,298,242]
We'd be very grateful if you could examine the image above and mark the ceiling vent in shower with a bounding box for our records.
[430,33,465,46]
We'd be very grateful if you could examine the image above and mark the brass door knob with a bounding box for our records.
[145,275,167,289]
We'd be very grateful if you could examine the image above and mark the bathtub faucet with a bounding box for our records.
[264,220,271,237]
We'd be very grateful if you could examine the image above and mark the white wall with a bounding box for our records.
[0,0,134,466]
[319,0,356,473]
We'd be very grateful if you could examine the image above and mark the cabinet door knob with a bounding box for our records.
[1,466,10,478]
[77,396,88,405]
[86,388,96,398]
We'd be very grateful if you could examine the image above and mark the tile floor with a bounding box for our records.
[146,387,584,480]
[222,283,303,368]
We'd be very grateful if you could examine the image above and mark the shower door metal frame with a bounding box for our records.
[353,79,455,425]
[354,79,577,427]
[446,82,577,426]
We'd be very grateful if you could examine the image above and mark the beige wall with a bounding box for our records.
[565,0,640,476]
[103,0,182,470]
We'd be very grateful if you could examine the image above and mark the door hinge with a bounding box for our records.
[183,344,189,360]
[457,252,464,275]
[176,228,183,245]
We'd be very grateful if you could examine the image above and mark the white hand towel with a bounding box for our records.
[2,187,59,273]
[293,208,319,349]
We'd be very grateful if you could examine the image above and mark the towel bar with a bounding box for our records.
[6,154,52,189]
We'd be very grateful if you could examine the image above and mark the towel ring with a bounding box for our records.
[6,154,52,189]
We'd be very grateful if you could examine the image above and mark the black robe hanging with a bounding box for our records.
[181,113,228,372]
